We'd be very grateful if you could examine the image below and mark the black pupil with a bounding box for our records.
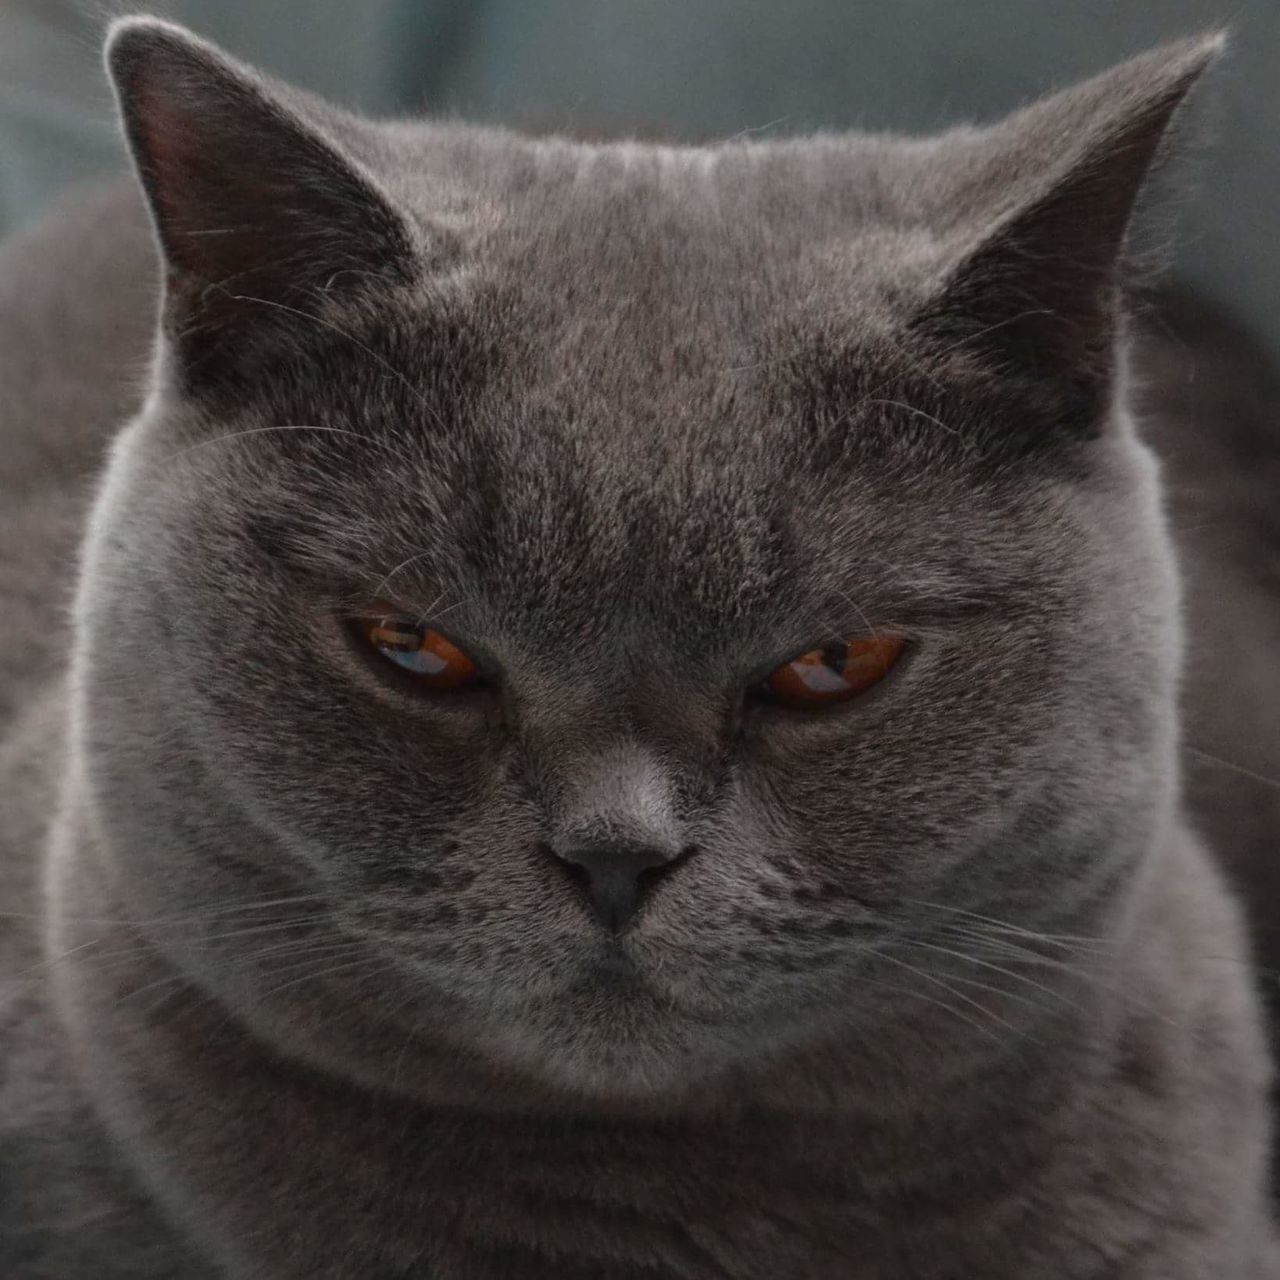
[819,642,849,677]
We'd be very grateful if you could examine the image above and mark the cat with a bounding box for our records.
[1,14,1278,1278]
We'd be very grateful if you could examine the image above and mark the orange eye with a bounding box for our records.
[759,632,907,709]
[359,603,482,690]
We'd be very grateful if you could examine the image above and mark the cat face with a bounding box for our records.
[82,21,1211,1096]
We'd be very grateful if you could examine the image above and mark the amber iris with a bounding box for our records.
[360,604,481,689]
[760,633,906,709]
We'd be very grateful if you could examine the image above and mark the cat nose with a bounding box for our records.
[547,843,692,933]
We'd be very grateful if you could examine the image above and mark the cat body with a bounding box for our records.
[1,20,1278,1278]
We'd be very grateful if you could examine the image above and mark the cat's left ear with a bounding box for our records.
[916,34,1223,429]
[105,18,416,390]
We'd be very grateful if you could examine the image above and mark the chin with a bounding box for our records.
[477,977,766,1104]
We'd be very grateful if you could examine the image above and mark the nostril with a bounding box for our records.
[539,842,590,890]
[636,844,695,892]
[562,859,591,891]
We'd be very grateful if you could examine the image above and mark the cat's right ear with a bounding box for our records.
[105,18,415,391]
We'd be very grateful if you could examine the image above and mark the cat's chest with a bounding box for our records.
[248,1104,891,1280]
[432,1111,901,1280]
[192,1090,911,1280]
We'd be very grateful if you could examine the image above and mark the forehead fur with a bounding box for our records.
[217,122,1041,507]
[364,124,965,376]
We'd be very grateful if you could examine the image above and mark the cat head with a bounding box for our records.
[84,18,1217,1099]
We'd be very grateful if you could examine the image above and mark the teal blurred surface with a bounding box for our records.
[2,0,1277,349]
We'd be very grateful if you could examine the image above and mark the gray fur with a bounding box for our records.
[1,17,1278,1278]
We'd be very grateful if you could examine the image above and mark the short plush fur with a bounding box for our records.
[1,17,1278,1278]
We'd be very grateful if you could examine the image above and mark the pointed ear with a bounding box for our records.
[914,34,1223,430]
[105,19,415,389]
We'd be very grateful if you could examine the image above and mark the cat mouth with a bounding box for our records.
[584,943,642,987]
[552,941,662,1002]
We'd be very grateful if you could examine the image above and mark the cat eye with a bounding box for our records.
[756,633,907,710]
[357,602,483,690]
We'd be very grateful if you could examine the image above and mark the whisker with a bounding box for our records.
[902,898,1120,950]
[11,937,105,980]
[819,308,1058,436]
[367,563,448,607]
[853,965,1007,1045]
[178,916,332,946]
[901,937,1089,1014]
[388,993,423,1091]
[862,398,961,437]
[1186,746,1280,793]
[874,948,1026,1039]
[5,893,329,930]
[162,424,414,467]
[73,921,337,976]
[936,920,1121,957]
[224,291,442,424]
[255,956,389,1003]
[823,587,885,649]
[16,903,335,982]
[930,926,1175,1025]
[112,940,367,1009]
[422,594,478,623]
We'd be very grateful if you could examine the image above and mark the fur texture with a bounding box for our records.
[1,18,1277,1278]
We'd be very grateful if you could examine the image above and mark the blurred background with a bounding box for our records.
[1,0,1278,351]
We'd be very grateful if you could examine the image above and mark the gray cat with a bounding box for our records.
[1,14,1277,1278]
